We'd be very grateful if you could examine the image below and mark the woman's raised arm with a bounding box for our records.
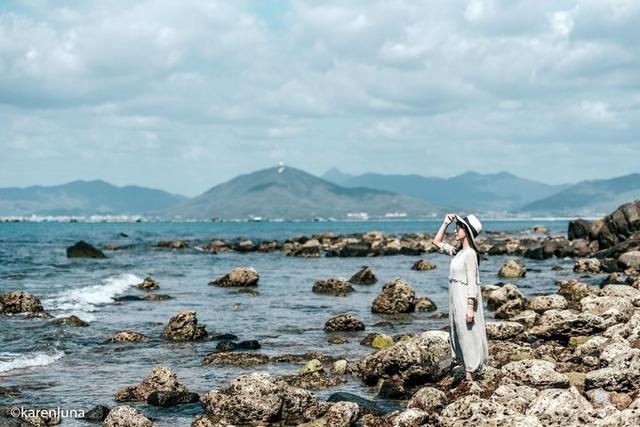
[432,213,456,256]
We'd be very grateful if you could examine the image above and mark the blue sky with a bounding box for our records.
[0,0,639,196]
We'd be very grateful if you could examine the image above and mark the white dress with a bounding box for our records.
[439,242,489,373]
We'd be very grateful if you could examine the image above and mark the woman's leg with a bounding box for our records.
[465,369,473,382]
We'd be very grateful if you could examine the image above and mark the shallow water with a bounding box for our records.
[0,220,608,425]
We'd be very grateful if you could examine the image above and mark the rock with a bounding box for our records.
[328,336,348,344]
[312,278,354,295]
[136,277,159,291]
[568,219,593,241]
[115,365,189,402]
[202,351,270,367]
[0,291,45,315]
[160,310,207,341]
[289,239,321,257]
[51,315,89,327]
[528,310,609,340]
[510,310,539,327]
[371,277,416,314]
[299,401,359,427]
[556,279,596,303]
[411,260,436,271]
[109,330,149,343]
[440,395,540,426]
[348,266,377,285]
[280,370,346,390]
[82,405,110,422]
[234,240,256,252]
[600,284,640,307]
[371,334,394,350]
[595,200,640,250]
[209,267,259,287]
[331,360,347,375]
[339,242,376,257]
[414,296,437,312]
[585,348,640,392]
[147,390,200,407]
[498,259,526,278]
[527,294,568,313]
[327,391,386,417]
[157,240,188,249]
[103,405,152,427]
[619,251,640,269]
[501,359,570,388]
[532,225,548,234]
[324,314,365,332]
[143,294,173,301]
[407,387,447,413]
[495,298,526,319]
[486,321,525,340]
[525,386,594,426]
[490,383,539,414]
[580,295,634,323]
[66,240,106,258]
[486,284,525,311]
[574,258,601,274]
[199,372,319,425]
[300,359,324,375]
[353,331,449,385]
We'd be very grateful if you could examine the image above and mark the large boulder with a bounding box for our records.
[136,277,159,291]
[527,295,568,313]
[0,291,44,315]
[568,219,593,241]
[501,359,569,389]
[114,365,190,402]
[580,295,635,323]
[160,310,207,341]
[585,348,640,392]
[312,278,354,295]
[486,321,525,340]
[619,251,640,269]
[209,267,259,287]
[324,314,365,332]
[490,383,539,414]
[371,277,416,314]
[103,405,152,427]
[498,260,526,278]
[486,284,525,311]
[406,387,447,413]
[528,310,609,340]
[66,240,106,258]
[348,266,377,285]
[573,258,601,274]
[525,386,595,426]
[596,200,640,249]
[439,395,540,426]
[555,280,596,303]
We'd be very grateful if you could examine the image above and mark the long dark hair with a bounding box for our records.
[456,220,481,266]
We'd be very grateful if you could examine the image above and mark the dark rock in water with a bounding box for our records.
[52,315,89,327]
[371,277,416,314]
[119,232,129,238]
[143,294,172,301]
[216,340,237,351]
[411,260,436,271]
[113,295,144,302]
[312,278,354,295]
[601,257,621,273]
[202,351,270,367]
[136,277,159,291]
[415,296,437,312]
[209,267,259,287]
[359,333,378,347]
[147,390,200,407]
[115,365,190,402]
[83,405,110,422]
[109,330,149,343]
[324,314,365,332]
[340,242,376,257]
[157,240,189,249]
[372,321,394,328]
[210,333,238,341]
[279,370,345,390]
[327,391,387,416]
[233,240,256,252]
[377,376,410,399]
[348,266,377,285]
[0,291,45,315]
[238,340,261,350]
[160,310,207,341]
[328,336,348,344]
[0,385,21,399]
[66,240,107,258]
[270,352,338,364]
[568,219,593,241]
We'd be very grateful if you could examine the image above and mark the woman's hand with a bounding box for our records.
[444,213,456,225]
[466,306,474,323]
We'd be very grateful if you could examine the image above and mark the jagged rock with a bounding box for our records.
[495,298,526,319]
[568,219,593,241]
[574,258,601,274]
[498,260,526,278]
[348,266,377,285]
[104,405,152,427]
[486,284,525,311]
[136,277,159,291]
[371,334,394,349]
[486,321,524,340]
[489,340,533,368]
[312,278,354,295]
[109,330,149,343]
[289,239,322,257]
[407,387,447,413]
[0,291,45,315]
[51,315,89,327]
[371,277,416,314]
[600,284,640,307]
[82,405,110,422]
[619,251,640,269]
[147,390,200,407]
[115,365,189,402]
[202,351,270,367]
[528,310,609,339]
[160,310,207,341]
[324,314,365,332]
[556,279,596,303]
[527,294,568,313]
[510,310,539,328]
[585,348,640,392]
[328,336,348,344]
[209,267,259,287]
[331,360,347,375]
[144,294,172,301]
[411,260,436,271]
[280,370,346,390]
[580,295,634,323]
[501,359,569,388]
[414,296,437,312]
[490,383,539,414]
[526,386,595,426]
[66,240,107,258]
[327,391,387,417]
[299,401,360,427]
[440,395,540,426]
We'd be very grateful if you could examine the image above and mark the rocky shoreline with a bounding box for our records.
[1,200,640,426]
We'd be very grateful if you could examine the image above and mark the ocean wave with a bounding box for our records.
[0,349,64,374]
[44,273,142,320]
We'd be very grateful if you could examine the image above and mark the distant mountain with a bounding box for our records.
[322,169,571,213]
[0,180,187,216]
[519,173,640,216]
[165,166,448,220]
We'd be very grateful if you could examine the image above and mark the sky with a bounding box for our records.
[0,0,639,196]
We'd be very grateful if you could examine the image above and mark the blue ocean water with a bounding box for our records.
[0,220,605,425]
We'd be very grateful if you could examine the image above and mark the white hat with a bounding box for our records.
[455,214,483,250]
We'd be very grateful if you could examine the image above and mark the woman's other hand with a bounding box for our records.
[466,307,474,323]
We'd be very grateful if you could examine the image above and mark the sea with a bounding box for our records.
[0,220,608,425]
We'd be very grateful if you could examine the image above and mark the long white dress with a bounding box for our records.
[439,242,489,373]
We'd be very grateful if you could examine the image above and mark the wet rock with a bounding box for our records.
[331,360,347,375]
[300,359,324,374]
[414,296,437,312]
[556,279,596,303]
[498,259,526,278]
[486,321,524,340]
[348,266,377,285]
[136,277,159,291]
[289,239,321,257]
[109,330,149,343]
[324,314,365,332]
[104,405,152,427]
[51,315,89,327]
[160,310,207,341]
[377,376,410,399]
[209,267,259,287]
[411,260,435,271]
[157,240,188,249]
[568,219,593,241]
[371,277,415,314]
[371,334,394,350]
[407,387,447,413]
[0,291,45,315]
[115,365,189,402]
[312,278,354,295]
[328,336,348,344]
[202,351,270,367]
[280,370,346,390]
[66,240,106,258]
[528,309,608,340]
[527,294,568,313]
[143,294,172,301]
[82,405,110,422]
[526,386,595,426]
[147,390,200,407]
[199,372,319,425]
[574,258,601,274]
[619,250,640,269]
[486,284,525,311]
[501,359,570,388]
[495,298,526,319]
[327,392,386,417]
[299,401,359,427]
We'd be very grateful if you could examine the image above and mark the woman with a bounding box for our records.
[432,212,489,382]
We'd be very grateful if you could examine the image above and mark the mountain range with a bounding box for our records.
[1,166,638,219]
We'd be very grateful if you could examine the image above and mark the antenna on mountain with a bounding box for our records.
[277,161,286,174]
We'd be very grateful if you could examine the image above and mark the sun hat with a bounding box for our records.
[455,214,483,251]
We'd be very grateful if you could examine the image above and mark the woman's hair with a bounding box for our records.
[456,220,481,266]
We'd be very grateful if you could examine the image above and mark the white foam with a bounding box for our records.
[0,350,64,374]
[44,273,142,320]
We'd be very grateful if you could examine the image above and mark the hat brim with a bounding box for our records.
[455,214,479,252]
